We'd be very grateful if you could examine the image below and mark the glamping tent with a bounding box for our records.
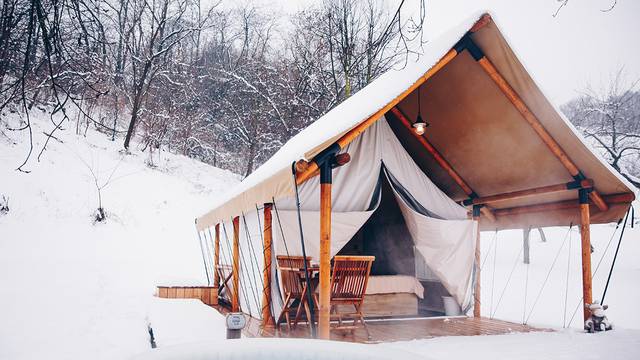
[194,13,636,339]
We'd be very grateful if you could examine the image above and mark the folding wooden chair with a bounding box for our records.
[330,255,375,339]
[276,255,313,330]
[215,264,233,303]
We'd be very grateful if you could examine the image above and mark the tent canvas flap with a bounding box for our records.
[394,192,477,309]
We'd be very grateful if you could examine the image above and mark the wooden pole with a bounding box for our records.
[472,205,481,318]
[492,192,634,217]
[232,216,240,312]
[261,204,274,327]
[464,179,593,206]
[579,189,593,323]
[391,107,496,222]
[475,55,608,212]
[318,162,333,339]
[213,224,220,288]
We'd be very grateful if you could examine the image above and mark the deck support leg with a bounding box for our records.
[473,205,481,318]
[319,161,333,339]
[579,189,593,323]
[261,204,275,327]
[213,224,220,288]
[232,216,240,312]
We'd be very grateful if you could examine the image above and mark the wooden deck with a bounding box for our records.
[213,304,547,343]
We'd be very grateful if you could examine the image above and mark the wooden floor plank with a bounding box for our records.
[212,305,547,343]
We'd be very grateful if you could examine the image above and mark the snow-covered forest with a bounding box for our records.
[1,1,640,359]
[0,0,433,176]
[1,0,638,183]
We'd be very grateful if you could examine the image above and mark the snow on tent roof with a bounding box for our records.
[196,11,635,231]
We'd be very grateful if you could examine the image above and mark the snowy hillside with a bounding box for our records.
[0,110,239,359]
[1,109,639,360]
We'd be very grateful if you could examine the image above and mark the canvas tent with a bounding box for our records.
[195,12,636,338]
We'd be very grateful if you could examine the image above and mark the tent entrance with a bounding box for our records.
[338,176,455,317]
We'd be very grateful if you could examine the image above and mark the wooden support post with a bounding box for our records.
[232,216,240,312]
[213,224,221,288]
[261,204,274,327]
[473,205,481,318]
[579,189,593,323]
[318,161,333,339]
[391,107,496,222]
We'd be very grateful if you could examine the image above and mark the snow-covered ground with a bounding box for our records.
[0,110,239,359]
[1,109,639,359]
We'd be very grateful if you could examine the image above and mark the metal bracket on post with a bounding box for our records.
[472,204,482,218]
[579,187,591,204]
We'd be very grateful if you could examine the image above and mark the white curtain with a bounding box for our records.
[393,189,477,309]
[267,116,477,312]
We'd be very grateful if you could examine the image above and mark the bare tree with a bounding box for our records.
[121,0,216,150]
[554,0,618,17]
[562,68,640,187]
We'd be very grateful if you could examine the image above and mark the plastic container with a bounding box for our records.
[442,296,462,316]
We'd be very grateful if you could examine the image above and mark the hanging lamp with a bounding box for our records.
[412,85,429,135]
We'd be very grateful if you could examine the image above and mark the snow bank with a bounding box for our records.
[477,223,640,330]
[131,337,428,360]
[148,298,227,347]
[0,109,239,360]
[1,108,639,360]
[391,329,640,360]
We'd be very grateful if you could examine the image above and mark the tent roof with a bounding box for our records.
[196,12,636,231]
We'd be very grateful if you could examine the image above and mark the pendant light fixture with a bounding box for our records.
[412,85,429,135]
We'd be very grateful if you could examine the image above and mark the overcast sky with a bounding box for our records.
[247,0,640,105]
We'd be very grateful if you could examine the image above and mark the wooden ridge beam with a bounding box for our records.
[391,107,496,222]
[466,41,609,213]
[464,179,594,206]
[294,15,494,187]
[492,192,634,217]
[295,48,459,186]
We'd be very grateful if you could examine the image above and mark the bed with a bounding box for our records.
[336,275,425,317]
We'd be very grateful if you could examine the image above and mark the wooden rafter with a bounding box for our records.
[295,49,460,185]
[390,107,496,222]
[294,15,496,187]
[472,47,609,212]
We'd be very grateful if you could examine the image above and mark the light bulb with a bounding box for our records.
[413,122,426,135]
